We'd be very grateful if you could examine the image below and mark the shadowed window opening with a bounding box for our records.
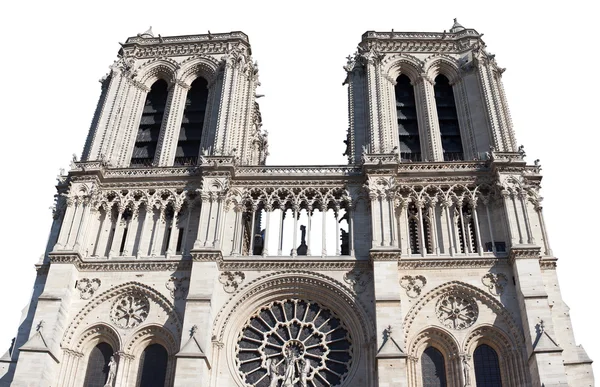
[83,342,113,387]
[474,344,502,387]
[136,343,168,387]
[434,74,463,161]
[131,79,168,167]
[395,74,421,161]
[175,77,208,166]
[421,346,447,387]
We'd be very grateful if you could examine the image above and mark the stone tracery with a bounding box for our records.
[236,299,353,387]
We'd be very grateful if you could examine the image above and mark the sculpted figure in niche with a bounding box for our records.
[104,355,117,387]
[462,356,471,386]
[282,347,296,387]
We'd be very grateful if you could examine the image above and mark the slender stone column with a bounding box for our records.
[471,198,483,256]
[73,198,92,252]
[54,197,76,250]
[212,195,224,248]
[321,203,328,257]
[483,198,496,253]
[535,202,553,256]
[277,208,285,255]
[151,206,165,256]
[231,204,242,256]
[428,199,439,254]
[109,205,125,258]
[347,204,354,256]
[306,205,313,256]
[181,203,194,255]
[369,193,378,248]
[248,205,257,255]
[95,205,112,257]
[193,194,211,249]
[442,200,455,256]
[457,198,468,254]
[519,191,535,244]
[291,204,299,257]
[166,205,181,256]
[414,75,443,161]
[156,82,190,166]
[136,204,152,258]
[510,191,524,244]
[416,200,426,256]
[262,205,272,257]
[122,205,138,256]
[387,192,397,248]
[334,205,341,256]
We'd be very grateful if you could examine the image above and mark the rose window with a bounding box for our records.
[236,299,353,387]
[110,293,150,329]
[435,293,478,330]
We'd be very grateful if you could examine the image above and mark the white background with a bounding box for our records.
[0,0,598,380]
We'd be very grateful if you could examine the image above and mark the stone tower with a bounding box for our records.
[0,22,593,387]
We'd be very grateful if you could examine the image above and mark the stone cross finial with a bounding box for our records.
[190,325,198,337]
[36,320,44,332]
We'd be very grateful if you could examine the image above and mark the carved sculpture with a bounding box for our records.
[462,355,471,386]
[400,275,427,298]
[267,358,279,387]
[344,268,371,294]
[282,347,296,387]
[76,278,101,300]
[482,273,508,295]
[104,355,117,387]
[165,276,189,299]
[219,271,245,293]
[110,293,149,329]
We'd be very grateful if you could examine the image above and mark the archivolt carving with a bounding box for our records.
[403,281,523,346]
[74,323,121,353]
[177,55,221,86]
[422,54,461,84]
[136,58,179,87]
[62,281,182,348]
[382,53,424,83]
[407,326,460,359]
[125,324,179,356]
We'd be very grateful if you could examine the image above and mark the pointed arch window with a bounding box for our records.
[136,343,168,387]
[395,74,421,162]
[434,74,463,161]
[83,342,113,387]
[474,344,502,387]
[174,77,209,166]
[130,79,169,167]
[421,346,447,387]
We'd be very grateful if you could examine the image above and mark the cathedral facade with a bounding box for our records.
[0,21,593,387]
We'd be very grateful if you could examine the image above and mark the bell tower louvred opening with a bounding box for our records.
[130,79,168,167]
[434,74,463,161]
[396,74,421,162]
[175,77,209,166]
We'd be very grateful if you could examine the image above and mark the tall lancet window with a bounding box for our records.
[395,75,421,161]
[175,77,209,166]
[83,342,113,387]
[434,74,463,161]
[421,346,447,387]
[474,344,502,387]
[136,344,168,387]
[130,79,169,167]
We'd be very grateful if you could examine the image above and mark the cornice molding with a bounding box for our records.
[398,257,508,269]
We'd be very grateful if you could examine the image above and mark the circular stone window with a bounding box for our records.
[110,293,150,329]
[435,293,478,330]
[236,299,353,387]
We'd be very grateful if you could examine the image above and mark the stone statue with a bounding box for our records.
[104,355,117,387]
[282,348,296,387]
[299,358,310,387]
[267,358,279,387]
[462,356,471,386]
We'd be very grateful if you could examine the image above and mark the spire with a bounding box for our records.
[450,18,465,33]
[138,26,154,39]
